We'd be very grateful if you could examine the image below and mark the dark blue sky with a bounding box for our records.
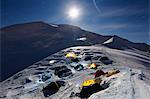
[1,0,149,44]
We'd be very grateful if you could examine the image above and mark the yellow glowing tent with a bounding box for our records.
[88,63,97,69]
[65,52,76,58]
[82,79,96,87]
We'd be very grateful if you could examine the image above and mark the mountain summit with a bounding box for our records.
[103,35,149,51]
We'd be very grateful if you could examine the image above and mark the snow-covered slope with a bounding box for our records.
[89,67,150,99]
[103,37,114,44]
[0,45,150,99]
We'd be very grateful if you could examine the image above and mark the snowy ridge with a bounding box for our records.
[103,37,114,44]
[50,24,59,27]
[76,37,87,41]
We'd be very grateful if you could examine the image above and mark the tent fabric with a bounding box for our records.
[65,53,76,58]
[106,69,120,77]
[74,64,84,71]
[89,63,97,69]
[42,81,65,97]
[82,79,96,87]
[80,83,103,98]
[94,70,105,78]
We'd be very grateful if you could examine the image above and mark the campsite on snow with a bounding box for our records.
[0,22,150,99]
[1,0,149,98]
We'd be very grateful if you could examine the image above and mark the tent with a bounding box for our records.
[42,81,65,97]
[79,61,91,67]
[88,63,97,69]
[94,69,120,78]
[106,69,120,77]
[81,78,102,88]
[80,79,103,98]
[65,52,76,58]
[49,60,57,64]
[82,79,96,87]
[74,64,84,71]
[94,69,105,78]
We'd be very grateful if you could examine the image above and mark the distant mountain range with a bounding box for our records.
[0,21,149,81]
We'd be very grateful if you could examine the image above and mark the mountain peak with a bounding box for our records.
[103,37,114,44]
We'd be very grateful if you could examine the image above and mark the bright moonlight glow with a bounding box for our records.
[68,7,80,19]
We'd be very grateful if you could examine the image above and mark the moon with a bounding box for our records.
[68,7,80,19]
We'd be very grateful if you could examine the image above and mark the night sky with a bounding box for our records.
[1,0,149,44]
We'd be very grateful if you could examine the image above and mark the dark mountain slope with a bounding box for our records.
[0,22,110,81]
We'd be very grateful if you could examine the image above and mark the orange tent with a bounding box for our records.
[88,63,97,69]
